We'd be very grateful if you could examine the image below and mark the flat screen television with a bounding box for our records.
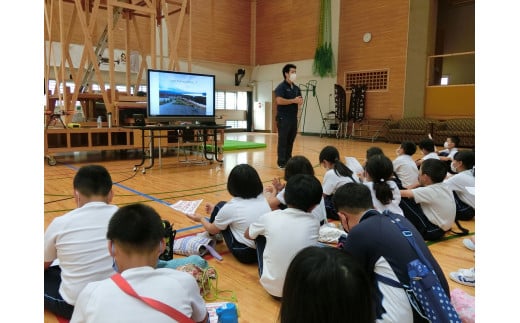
[146,69,216,124]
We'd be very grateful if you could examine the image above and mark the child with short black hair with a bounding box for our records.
[400,159,456,241]
[265,155,327,225]
[333,182,450,321]
[44,164,118,319]
[366,146,384,160]
[438,135,460,160]
[392,141,420,189]
[245,174,323,298]
[71,203,208,323]
[438,135,461,173]
[416,138,439,168]
[444,150,475,220]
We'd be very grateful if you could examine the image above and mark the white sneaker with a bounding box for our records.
[463,238,475,251]
[449,267,475,287]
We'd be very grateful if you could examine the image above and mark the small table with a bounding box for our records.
[124,124,228,172]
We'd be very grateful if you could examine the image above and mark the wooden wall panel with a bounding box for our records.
[337,0,410,120]
[255,0,319,65]
[424,85,475,119]
[176,0,252,65]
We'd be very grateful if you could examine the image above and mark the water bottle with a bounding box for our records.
[71,105,85,123]
[97,115,102,128]
[107,112,112,128]
[216,303,238,323]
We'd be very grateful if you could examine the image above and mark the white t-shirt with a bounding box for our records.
[364,181,404,215]
[438,147,458,159]
[44,202,119,305]
[70,266,207,323]
[247,208,320,297]
[276,188,327,224]
[213,194,271,248]
[444,169,475,208]
[322,168,359,195]
[345,156,364,176]
[393,154,419,188]
[421,152,440,161]
[412,183,456,231]
[375,258,414,323]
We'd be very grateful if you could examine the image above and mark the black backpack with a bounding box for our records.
[450,191,474,236]
[159,220,177,261]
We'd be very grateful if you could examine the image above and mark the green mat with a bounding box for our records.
[209,140,267,151]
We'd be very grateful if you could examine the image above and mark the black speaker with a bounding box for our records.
[133,113,145,126]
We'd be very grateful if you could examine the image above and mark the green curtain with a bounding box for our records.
[313,0,334,78]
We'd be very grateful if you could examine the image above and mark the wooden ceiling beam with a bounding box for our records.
[109,0,155,15]
[72,0,112,110]
[166,0,187,71]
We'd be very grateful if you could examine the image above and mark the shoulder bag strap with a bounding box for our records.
[381,210,435,271]
[111,273,195,323]
[451,219,470,236]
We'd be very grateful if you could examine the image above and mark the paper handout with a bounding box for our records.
[170,199,203,215]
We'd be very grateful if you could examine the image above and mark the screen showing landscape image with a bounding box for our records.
[148,69,215,118]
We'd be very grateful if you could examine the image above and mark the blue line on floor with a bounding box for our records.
[114,183,204,233]
[62,164,204,233]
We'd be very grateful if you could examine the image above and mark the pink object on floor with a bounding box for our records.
[450,288,475,323]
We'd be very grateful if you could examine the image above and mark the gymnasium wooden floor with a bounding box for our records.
[44,132,475,323]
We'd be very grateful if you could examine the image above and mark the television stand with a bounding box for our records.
[123,124,229,172]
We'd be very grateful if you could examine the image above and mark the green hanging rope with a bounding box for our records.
[313,0,334,78]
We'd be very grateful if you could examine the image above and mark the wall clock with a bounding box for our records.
[363,32,372,43]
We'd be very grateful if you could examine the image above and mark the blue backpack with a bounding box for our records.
[375,210,461,323]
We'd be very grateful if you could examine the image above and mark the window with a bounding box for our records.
[216,90,249,129]
[136,85,147,94]
[47,80,76,94]
[48,80,146,95]
[427,52,474,86]
[237,92,247,111]
[226,120,247,128]
[225,92,237,110]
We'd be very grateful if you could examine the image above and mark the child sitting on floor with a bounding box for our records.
[364,154,404,215]
[185,164,271,264]
[415,138,439,168]
[319,145,360,220]
[71,203,208,323]
[264,155,327,226]
[400,159,456,241]
[392,141,420,189]
[444,150,475,221]
[245,174,323,298]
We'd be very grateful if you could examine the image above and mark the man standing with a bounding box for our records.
[274,63,303,168]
